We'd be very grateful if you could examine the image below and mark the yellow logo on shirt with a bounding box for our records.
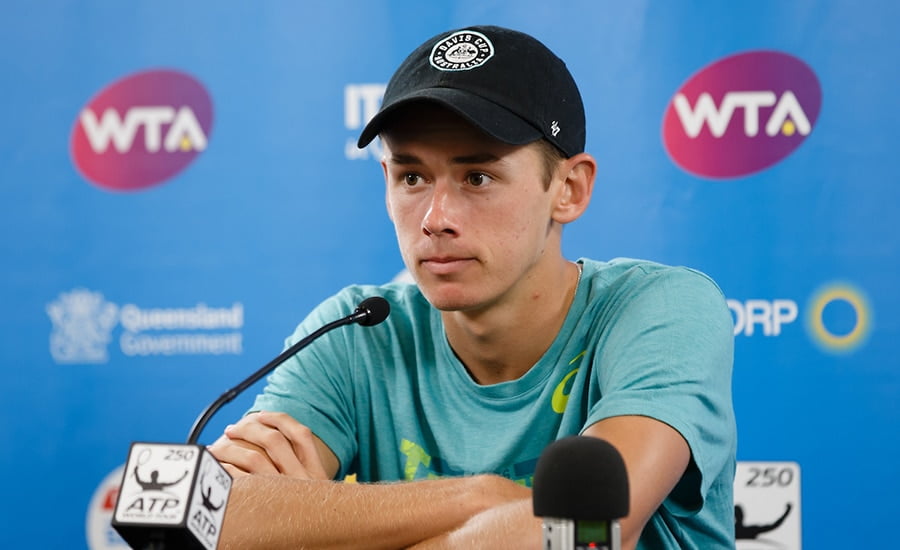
[551,351,585,414]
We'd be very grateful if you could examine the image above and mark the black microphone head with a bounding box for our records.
[354,296,391,327]
[532,436,630,520]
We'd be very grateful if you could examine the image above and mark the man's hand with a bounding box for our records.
[207,411,338,480]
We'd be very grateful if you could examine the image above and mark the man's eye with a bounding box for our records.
[467,173,490,186]
[404,173,422,186]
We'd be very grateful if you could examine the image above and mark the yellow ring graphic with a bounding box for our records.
[807,284,871,352]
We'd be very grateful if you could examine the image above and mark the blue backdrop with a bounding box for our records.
[2,2,897,548]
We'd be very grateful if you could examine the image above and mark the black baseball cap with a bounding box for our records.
[357,25,585,157]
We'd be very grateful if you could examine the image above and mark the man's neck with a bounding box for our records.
[441,260,581,385]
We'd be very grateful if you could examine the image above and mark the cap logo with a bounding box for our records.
[429,30,494,72]
[551,121,561,137]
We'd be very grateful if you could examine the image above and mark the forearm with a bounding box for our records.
[409,498,541,550]
[219,474,524,550]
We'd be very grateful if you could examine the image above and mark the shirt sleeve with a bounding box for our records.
[248,289,363,479]
[581,265,736,515]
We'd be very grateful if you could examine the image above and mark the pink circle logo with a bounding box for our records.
[662,51,821,179]
[71,69,214,192]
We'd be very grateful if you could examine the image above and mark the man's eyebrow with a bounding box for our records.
[388,153,422,165]
[387,152,502,165]
[451,153,501,165]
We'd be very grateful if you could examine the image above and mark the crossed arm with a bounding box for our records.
[208,411,690,550]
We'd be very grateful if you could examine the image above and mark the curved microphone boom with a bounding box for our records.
[186,296,390,444]
[113,296,390,550]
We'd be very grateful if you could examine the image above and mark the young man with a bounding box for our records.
[209,25,736,549]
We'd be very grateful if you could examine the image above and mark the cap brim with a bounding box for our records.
[356,87,543,149]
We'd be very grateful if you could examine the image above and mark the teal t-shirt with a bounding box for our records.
[251,258,737,549]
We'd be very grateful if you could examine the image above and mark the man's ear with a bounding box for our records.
[552,152,596,224]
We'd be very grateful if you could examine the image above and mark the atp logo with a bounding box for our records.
[71,69,214,191]
[662,51,822,179]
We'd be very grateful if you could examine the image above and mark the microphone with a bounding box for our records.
[111,296,391,550]
[533,436,630,550]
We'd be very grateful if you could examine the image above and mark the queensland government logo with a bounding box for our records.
[662,50,822,179]
[70,69,214,192]
[46,288,118,363]
[430,30,494,71]
[46,288,242,364]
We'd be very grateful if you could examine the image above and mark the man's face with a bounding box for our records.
[381,105,563,313]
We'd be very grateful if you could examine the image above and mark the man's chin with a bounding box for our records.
[418,285,478,312]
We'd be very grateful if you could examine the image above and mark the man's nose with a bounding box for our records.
[422,181,459,237]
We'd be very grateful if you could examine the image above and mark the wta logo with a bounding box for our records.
[662,51,821,179]
[71,69,213,191]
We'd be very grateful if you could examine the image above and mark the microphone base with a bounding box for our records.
[114,527,211,550]
[112,442,232,550]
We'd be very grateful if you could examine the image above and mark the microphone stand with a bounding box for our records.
[113,297,388,550]
[186,311,367,444]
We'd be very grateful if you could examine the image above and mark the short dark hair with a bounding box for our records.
[534,138,566,190]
